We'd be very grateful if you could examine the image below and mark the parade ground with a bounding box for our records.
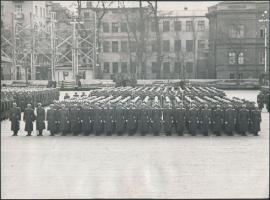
[1,90,269,199]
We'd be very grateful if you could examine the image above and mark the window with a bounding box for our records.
[186,62,193,73]
[152,41,157,52]
[163,21,170,32]
[174,21,181,31]
[130,41,136,52]
[163,40,170,52]
[102,22,109,33]
[43,8,45,18]
[174,40,181,51]
[229,73,235,79]
[112,41,119,52]
[259,50,265,64]
[198,21,205,31]
[84,12,90,18]
[15,4,22,13]
[35,5,38,15]
[229,52,236,64]
[186,40,193,52]
[151,22,156,32]
[174,62,181,72]
[121,22,127,32]
[152,62,157,73]
[112,22,119,32]
[260,28,264,38]
[229,25,244,38]
[186,21,192,32]
[104,62,110,73]
[163,62,170,73]
[121,41,128,52]
[40,7,42,17]
[103,41,110,52]
[79,71,86,79]
[238,52,244,64]
[121,62,128,73]
[238,73,243,79]
[113,62,118,73]
[198,40,205,49]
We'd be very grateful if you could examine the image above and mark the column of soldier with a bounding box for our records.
[8,85,261,137]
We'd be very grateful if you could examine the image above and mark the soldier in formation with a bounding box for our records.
[7,85,262,136]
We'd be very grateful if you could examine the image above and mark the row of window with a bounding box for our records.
[228,51,265,65]
[228,25,265,39]
[102,62,194,73]
[101,20,205,33]
[102,40,206,53]
[35,5,47,18]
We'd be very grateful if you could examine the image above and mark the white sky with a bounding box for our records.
[54,1,220,13]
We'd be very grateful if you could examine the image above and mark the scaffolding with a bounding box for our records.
[1,11,96,81]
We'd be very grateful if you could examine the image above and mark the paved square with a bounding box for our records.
[1,90,269,199]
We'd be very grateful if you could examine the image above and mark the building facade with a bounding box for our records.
[81,6,209,80]
[1,1,52,80]
[207,1,269,79]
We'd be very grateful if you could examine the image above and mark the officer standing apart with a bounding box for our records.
[23,104,36,136]
[36,103,45,136]
[9,103,21,136]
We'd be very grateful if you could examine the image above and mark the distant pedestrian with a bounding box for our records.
[36,103,45,136]
[9,103,21,136]
[23,104,36,136]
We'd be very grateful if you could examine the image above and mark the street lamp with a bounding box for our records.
[258,10,269,77]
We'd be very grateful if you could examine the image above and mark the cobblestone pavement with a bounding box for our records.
[1,90,269,199]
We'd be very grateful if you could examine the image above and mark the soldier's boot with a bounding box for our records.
[154,131,159,136]
[166,131,171,136]
[215,132,221,136]
[227,131,233,136]
[50,131,55,136]
[26,131,32,136]
[241,132,246,136]
[106,131,112,136]
[253,132,259,136]
[203,131,208,136]
[12,131,18,136]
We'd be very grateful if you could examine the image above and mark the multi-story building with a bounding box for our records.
[1,1,52,80]
[206,1,269,79]
[81,5,209,80]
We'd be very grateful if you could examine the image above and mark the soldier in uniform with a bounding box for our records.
[81,103,92,135]
[93,104,103,135]
[266,92,269,112]
[150,103,162,136]
[187,104,198,136]
[163,103,174,136]
[138,102,150,135]
[126,102,138,135]
[212,104,224,136]
[46,104,58,136]
[9,103,21,136]
[174,103,186,136]
[36,103,45,136]
[59,104,71,135]
[70,104,82,135]
[81,92,86,97]
[104,102,113,135]
[23,104,36,136]
[237,104,249,136]
[250,107,261,136]
[224,104,236,136]
[64,93,70,99]
[257,92,264,110]
[199,104,211,136]
[115,103,126,135]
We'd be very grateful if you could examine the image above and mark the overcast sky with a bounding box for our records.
[54,1,220,13]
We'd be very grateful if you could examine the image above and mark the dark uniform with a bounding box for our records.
[257,92,264,110]
[23,106,36,136]
[104,106,114,135]
[199,106,211,136]
[36,106,45,136]
[212,106,224,136]
[150,106,162,135]
[237,106,249,135]
[224,106,236,136]
[250,108,261,136]
[46,106,58,136]
[126,105,138,135]
[115,105,126,135]
[187,106,198,136]
[81,105,92,135]
[93,106,103,134]
[9,105,21,136]
[163,107,174,135]
[59,106,71,135]
[138,104,150,135]
[70,106,81,135]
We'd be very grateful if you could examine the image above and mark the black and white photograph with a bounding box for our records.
[1,0,269,199]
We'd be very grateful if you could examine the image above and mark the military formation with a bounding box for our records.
[1,87,59,121]
[257,88,269,112]
[7,85,262,137]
